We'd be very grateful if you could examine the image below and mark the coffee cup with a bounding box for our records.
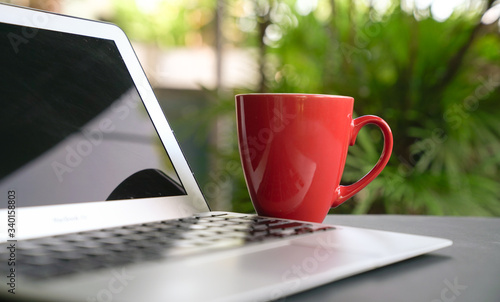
[235,93,393,222]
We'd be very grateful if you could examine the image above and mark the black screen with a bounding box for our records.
[0,22,186,208]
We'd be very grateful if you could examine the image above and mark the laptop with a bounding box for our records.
[0,3,452,302]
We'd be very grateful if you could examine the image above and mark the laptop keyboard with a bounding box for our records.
[0,213,334,279]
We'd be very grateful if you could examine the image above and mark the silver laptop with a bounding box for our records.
[0,3,452,302]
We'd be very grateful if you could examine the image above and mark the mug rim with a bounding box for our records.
[236,93,353,100]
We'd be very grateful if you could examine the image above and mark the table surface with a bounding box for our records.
[285,215,500,302]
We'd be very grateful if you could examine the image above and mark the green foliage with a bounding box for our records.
[111,0,216,47]
[229,0,500,216]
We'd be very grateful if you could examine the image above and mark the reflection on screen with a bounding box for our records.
[0,22,186,208]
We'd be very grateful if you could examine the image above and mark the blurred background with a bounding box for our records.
[2,0,500,216]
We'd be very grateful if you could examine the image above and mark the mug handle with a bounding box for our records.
[332,115,393,207]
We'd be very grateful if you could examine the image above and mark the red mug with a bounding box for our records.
[235,93,393,222]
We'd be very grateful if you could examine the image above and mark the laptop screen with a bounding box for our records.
[0,22,186,208]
